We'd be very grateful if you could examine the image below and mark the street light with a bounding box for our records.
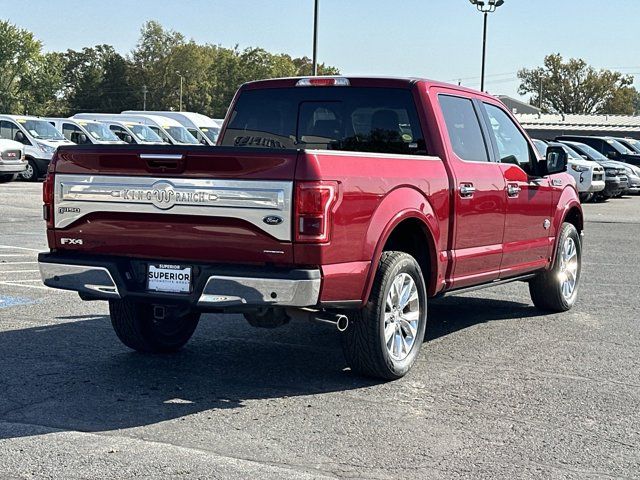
[469,0,504,92]
[312,0,319,76]
[176,71,185,111]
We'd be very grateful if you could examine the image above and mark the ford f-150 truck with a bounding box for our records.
[38,76,582,380]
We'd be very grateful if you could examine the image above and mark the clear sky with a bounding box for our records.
[1,0,639,100]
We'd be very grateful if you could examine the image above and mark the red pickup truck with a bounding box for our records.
[39,76,582,380]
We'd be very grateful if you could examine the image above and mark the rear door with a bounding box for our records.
[434,90,506,288]
[480,101,555,276]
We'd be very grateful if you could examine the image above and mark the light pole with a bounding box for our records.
[312,0,319,75]
[176,71,185,111]
[469,0,504,92]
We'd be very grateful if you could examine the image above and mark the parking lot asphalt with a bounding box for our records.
[0,181,639,479]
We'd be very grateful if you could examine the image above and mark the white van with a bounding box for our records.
[62,114,165,145]
[46,118,125,145]
[73,113,200,146]
[122,111,221,145]
[0,115,74,181]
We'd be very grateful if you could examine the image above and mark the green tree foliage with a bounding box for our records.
[0,20,340,117]
[518,54,638,115]
[0,21,63,115]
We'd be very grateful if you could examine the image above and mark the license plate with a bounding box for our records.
[147,264,192,294]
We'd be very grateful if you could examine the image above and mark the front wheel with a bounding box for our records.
[109,299,200,353]
[19,160,39,182]
[341,251,427,380]
[529,222,581,312]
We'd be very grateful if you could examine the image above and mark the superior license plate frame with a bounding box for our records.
[147,264,193,294]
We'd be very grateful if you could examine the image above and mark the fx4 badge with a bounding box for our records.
[60,238,83,245]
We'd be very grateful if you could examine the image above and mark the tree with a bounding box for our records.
[518,54,638,115]
[0,21,63,115]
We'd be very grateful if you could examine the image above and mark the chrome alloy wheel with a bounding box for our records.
[384,273,420,361]
[20,162,34,180]
[558,237,579,300]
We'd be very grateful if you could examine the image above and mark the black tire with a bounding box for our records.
[19,160,39,182]
[0,174,17,183]
[529,222,581,312]
[109,299,200,353]
[341,251,427,380]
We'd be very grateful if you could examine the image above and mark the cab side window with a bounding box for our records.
[438,95,489,162]
[483,103,533,170]
[62,123,82,142]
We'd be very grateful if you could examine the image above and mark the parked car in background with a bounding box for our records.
[0,139,26,183]
[46,118,126,145]
[40,76,582,380]
[612,137,640,155]
[556,135,640,167]
[122,111,221,145]
[65,115,166,145]
[0,115,74,181]
[536,140,604,202]
[74,114,200,146]
[559,140,632,199]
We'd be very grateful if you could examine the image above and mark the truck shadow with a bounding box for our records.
[0,295,541,439]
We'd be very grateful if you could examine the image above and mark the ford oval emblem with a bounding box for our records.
[263,215,283,226]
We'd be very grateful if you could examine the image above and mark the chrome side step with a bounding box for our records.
[442,273,537,297]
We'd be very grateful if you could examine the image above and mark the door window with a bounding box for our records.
[62,123,82,142]
[483,103,533,170]
[0,121,23,142]
[438,95,489,162]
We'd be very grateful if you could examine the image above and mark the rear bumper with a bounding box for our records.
[38,252,321,309]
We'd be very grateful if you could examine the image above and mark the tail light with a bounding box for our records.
[295,181,339,243]
[42,154,57,227]
[295,77,350,87]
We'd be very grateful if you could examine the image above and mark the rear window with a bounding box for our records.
[221,87,426,155]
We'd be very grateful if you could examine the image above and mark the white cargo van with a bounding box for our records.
[73,113,200,146]
[122,111,221,145]
[67,114,166,145]
[0,115,74,181]
[46,118,125,145]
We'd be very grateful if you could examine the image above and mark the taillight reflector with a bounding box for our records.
[295,77,350,87]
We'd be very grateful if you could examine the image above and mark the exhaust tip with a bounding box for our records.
[336,314,349,332]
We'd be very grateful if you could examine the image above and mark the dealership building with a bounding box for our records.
[514,113,640,141]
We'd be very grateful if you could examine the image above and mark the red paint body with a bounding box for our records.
[46,77,581,307]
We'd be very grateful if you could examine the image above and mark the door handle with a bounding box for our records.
[459,183,476,198]
[506,183,521,197]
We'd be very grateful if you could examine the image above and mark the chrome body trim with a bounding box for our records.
[53,174,293,241]
[139,153,184,160]
[198,274,320,308]
[39,262,121,298]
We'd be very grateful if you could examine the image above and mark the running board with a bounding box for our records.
[441,273,537,297]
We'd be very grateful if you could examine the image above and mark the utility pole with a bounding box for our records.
[142,85,147,111]
[312,0,319,76]
[539,75,543,109]
[176,72,185,111]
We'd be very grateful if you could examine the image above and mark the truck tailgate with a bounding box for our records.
[49,146,298,265]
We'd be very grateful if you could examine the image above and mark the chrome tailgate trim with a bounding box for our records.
[54,174,293,241]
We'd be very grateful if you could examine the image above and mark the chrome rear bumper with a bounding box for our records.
[39,255,320,308]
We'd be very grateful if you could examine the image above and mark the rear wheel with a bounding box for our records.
[529,222,581,312]
[341,251,427,380]
[109,299,200,353]
[19,160,39,181]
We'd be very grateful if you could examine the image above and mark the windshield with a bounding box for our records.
[620,139,640,154]
[83,122,119,141]
[200,126,220,143]
[128,124,163,143]
[221,87,426,155]
[19,120,65,141]
[569,142,608,161]
[607,139,633,154]
[165,126,199,144]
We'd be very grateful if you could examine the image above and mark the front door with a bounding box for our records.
[480,102,555,277]
[435,91,507,288]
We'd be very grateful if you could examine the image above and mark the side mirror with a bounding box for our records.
[78,133,89,144]
[581,155,588,160]
[545,146,568,175]
[607,151,619,159]
[14,131,27,144]
[124,134,134,144]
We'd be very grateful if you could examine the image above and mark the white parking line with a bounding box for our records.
[0,270,40,274]
[0,254,33,257]
[0,281,52,291]
[7,279,43,283]
[0,245,41,252]
[0,262,38,265]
